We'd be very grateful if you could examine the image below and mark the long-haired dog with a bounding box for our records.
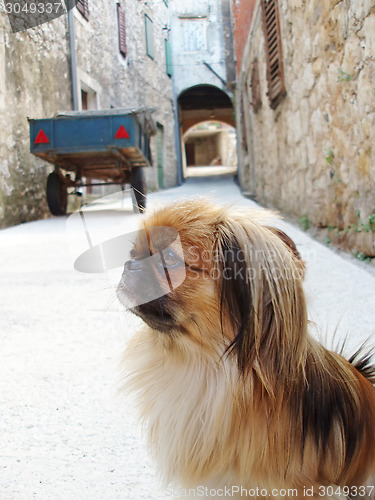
[117,199,375,499]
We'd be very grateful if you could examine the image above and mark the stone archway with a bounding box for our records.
[183,120,238,174]
[178,84,234,134]
[177,85,235,177]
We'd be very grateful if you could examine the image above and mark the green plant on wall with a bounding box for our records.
[299,214,310,231]
[354,213,375,233]
[368,213,375,228]
[324,211,375,261]
[353,251,372,263]
[337,68,351,83]
[325,149,343,183]
[325,150,335,165]
[325,148,345,221]
[320,147,374,258]
[327,213,375,236]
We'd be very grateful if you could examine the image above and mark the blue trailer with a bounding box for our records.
[29,108,156,215]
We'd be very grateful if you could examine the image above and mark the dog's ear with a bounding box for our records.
[265,227,305,279]
[216,220,307,394]
[218,232,254,374]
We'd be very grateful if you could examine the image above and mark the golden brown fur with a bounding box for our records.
[117,199,375,499]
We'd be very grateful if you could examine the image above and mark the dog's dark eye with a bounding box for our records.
[130,247,148,260]
[161,248,182,269]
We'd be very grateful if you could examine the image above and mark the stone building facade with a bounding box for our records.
[0,11,71,226]
[170,0,234,98]
[234,0,375,256]
[169,0,236,176]
[0,0,177,228]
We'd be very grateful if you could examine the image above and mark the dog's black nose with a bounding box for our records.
[125,259,141,271]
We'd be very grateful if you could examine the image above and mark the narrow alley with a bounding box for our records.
[1,0,375,498]
[1,174,374,499]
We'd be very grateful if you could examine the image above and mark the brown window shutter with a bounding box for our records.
[261,0,286,109]
[77,0,89,20]
[250,59,262,113]
[117,4,127,57]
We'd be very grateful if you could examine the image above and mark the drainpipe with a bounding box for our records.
[169,7,183,185]
[67,0,79,110]
[203,61,227,89]
[172,91,183,186]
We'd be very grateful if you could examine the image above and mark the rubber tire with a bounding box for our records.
[129,168,146,212]
[46,172,68,216]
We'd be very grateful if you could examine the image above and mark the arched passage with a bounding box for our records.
[178,84,235,134]
[183,120,237,172]
[177,85,236,178]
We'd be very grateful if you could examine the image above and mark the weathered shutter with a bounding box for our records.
[250,59,262,113]
[261,0,286,109]
[165,39,172,77]
[77,0,89,20]
[145,15,155,59]
[117,4,127,57]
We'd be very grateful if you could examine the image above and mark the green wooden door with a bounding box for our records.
[157,124,164,188]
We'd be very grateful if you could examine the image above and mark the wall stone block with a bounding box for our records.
[236,0,375,257]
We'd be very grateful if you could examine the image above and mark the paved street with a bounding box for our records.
[1,174,375,500]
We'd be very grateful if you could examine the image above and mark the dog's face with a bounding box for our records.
[117,201,224,347]
[117,224,187,332]
[117,199,306,384]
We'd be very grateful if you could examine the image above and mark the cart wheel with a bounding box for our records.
[46,172,68,216]
[130,168,146,212]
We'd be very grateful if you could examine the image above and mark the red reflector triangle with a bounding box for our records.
[115,125,130,139]
[35,129,49,144]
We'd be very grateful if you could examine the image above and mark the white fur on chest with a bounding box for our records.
[123,331,239,486]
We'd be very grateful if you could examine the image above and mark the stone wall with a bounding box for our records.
[73,0,177,190]
[170,0,228,98]
[0,0,177,228]
[231,0,257,75]
[0,14,71,227]
[236,0,375,257]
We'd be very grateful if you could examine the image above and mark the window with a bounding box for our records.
[261,0,286,109]
[81,90,88,110]
[117,3,127,57]
[249,60,262,113]
[181,18,207,53]
[77,0,89,20]
[165,39,172,77]
[80,84,98,110]
[145,15,155,59]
